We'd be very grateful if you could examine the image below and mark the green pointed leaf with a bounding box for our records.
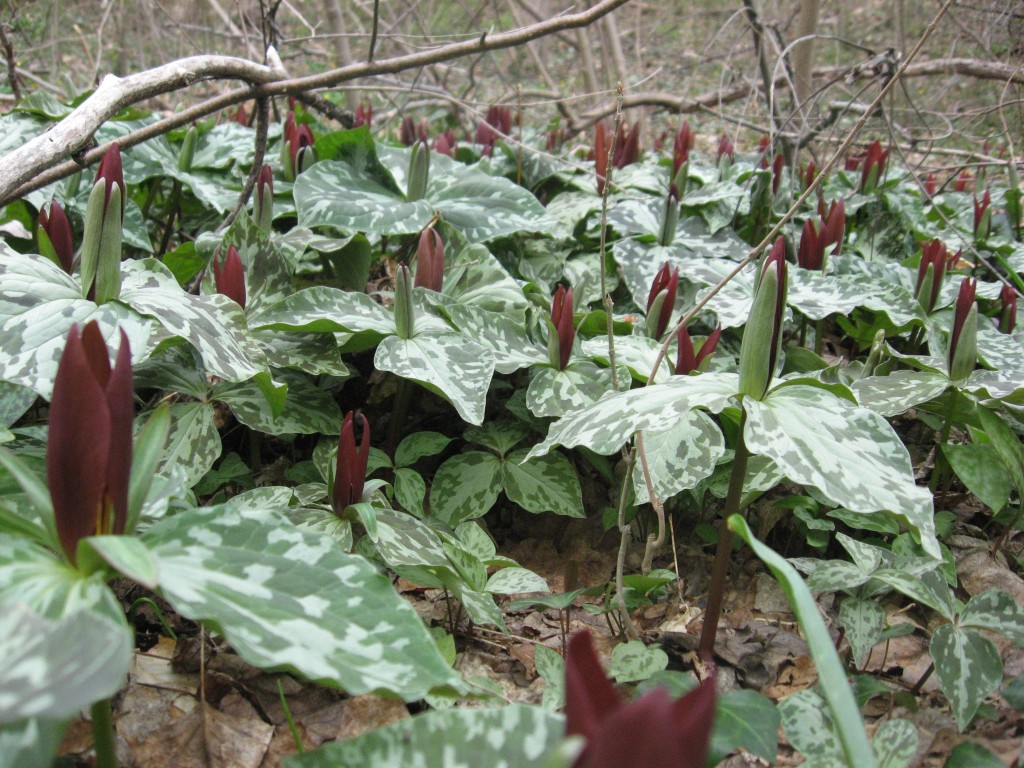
[944,741,1008,768]
[959,590,1024,640]
[931,624,1002,731]
[445,303,543,374]
[839,597,887,667]
[0,604,132,722]
[395,432,453,468]
[710,689,779,765]
[0,718,66,768]
[873,569,955,621]
[633,411,725,504]
[375,334,495,425]
[143,505,463,699]
[159,402,221,488]
[283,704,564,768]
[394,468,427,517]
[942,443,1012,513]
[464,421,529,456]
[77,535,158,589]
[609,640,669,683]
[977,406,1024,493]
[730,516,875,768]
[429,452,501,526]
[484,566,548,595]
[780,689,844,766]
[251,286,396,338]
[534,644,566,710]
[747,385,938,558]
[853,370,950,417]
[873,718,918,768]
[256,331,349,377]
[528,371,739,459]
[0,536,123,623]
[0,246,154,399]
[526,362,616,418]
[458,586,507,630]
[215,373,341,436]
[503,448,584,518]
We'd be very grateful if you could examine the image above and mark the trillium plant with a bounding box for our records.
[1,78,1023,768]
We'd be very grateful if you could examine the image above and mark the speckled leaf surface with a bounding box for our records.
[0,604,131,722]
[375,334,494,425]
[525,362,615,418]
[582,335,675,384]
[502,448,585,518]
[445,303,543,374]
[632,411,725,504]
[283,704,564,768]
[838,597,887,667]
[427,165,553,241]
[852,370,950,416]
[0,247,154,398]
[249,285,395,337]
[0,718,65,768]
[215,373,341,436]
[429,451,502,525]
[745,385,938,557]
[143,505,463,699]
[120,259,265,383]
[256,331,348,377]
[0,536,123,624]
[788,269,907,322]
[527,372,739,459]
[959,590,1024,640]
[439,237,528,313]
[931,624,1003,731]
[158,401,221,488]
[484,566,548,595]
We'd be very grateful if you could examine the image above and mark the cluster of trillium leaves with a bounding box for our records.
[0,87,1022,766]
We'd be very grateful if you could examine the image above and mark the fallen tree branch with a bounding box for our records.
[0,0,631,206]
[575,56,1024,126]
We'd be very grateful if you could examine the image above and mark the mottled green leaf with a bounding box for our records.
[429,452,501,526]
[608,641,668,683]
[710,689,779,765]
[396,432,453,468]
[839,597,887,667]
[747,385,938,557]
[959,590,1024,641]
[484,567,548,595]
[283,704,564,768]
[633,411,725,504]
[873,718,918,768]
[526,362,616,418]
[503,448,584,518]
[853,370,950,417]
[932,624,1002,731]
[942,443,1012,513]
[143,506,463,699]
[375,334,495,425]
[0,604,131,722]
[159,402,221,488]
[215,373,341,436]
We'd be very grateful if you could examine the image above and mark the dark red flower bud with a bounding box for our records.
[39,199,74,274]
[354,102,373,128]
[716,132,734,163]
[948,278,978,380]
[47,321,133,565]
[915,239,948,314]
[399,116,417,146]
[566,630,716,768]
[974,189,992,239]
[818,198,845,255]
[676,325,722,376]
[999,283,1017,334]
[213,245,246,309]
[798,218,823,271]
[414,226,444,292]
[924,173,938,197]
[232,103,249,125]
[615,123,641,169]
[95,144,125,217]
[550,285,575,370]
[802,161,817,191]
[433,131,455,157]
[333,412,370,514]
[955,171,971,193]
[771,153,785,196]
[860,140,889,193]
[673,122,694,174]
[646,263,679,340]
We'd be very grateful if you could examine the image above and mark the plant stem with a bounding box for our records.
[613,448,640,640]
[91,697,118,768]
[386,377,414,460]
[814,318,824,357]
[928,390,957,493]
[700,408,751,657]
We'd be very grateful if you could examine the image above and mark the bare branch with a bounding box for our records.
[0,0,632,206]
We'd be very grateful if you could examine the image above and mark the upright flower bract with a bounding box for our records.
[80,143,125,304]
[738,236,787,400]
[414,226,444,292]
[974,189,992,240]
[915,239,949,314]
[39,199,74,274]
[548,285,575,371]
[860,140,889,193]
[253,164,274,233]
[947,278,978,382]
[646,262,679,340]
[332,412,370,514]
[213,245,247,309]
[672,122,694,192]
[565,630,716,768]
[676,325,722,376]
[47,321,133,566]
[998,283,1017,334]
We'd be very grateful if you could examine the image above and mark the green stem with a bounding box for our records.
[386,377,414,460]
[700,408,751,657]
[814,318,824,357]
[928,390,957,493]
[91,697,117,768]
[613,448,640,640]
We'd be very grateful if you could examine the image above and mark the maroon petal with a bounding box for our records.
[40,200,75,274]
[565,630,622,743]
[47,323,112,564]
[104,329,133,535]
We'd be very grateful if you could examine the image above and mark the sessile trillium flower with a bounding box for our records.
[80,143,125,304]
[414,226,444,292]
[564,629,716,768]
[797,198,845,271]
[332,411,370,514]
[282,111,316,182]
[548,285,575,371]
[737,236,787,401]
[672,122,694,192]
[38,199,75,275]
[947,278,978,382]
[645,263,679,340]
[48,321,133,566]
[915,239,953,314]
[253,164,274,233]
[675,325,722,376]
[212,244,247,309]
[974,189,992,241]
[859,140,889,194]
[998,283,1017,334]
